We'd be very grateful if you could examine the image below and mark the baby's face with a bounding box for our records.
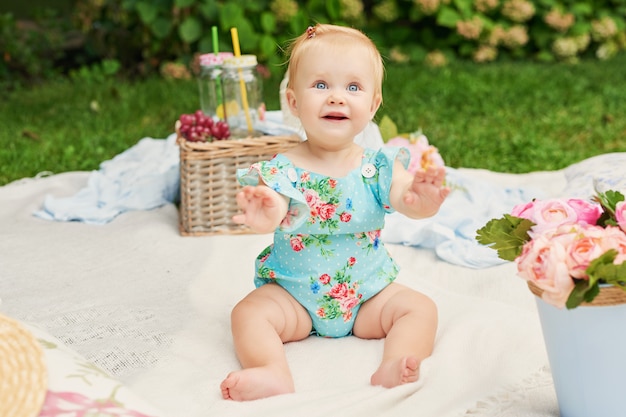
[287,44,381,147]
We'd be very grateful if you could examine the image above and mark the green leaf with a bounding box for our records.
[288,11,309,37]
[136,1,158,24]
[571,3,593,17]
[569,22,591,37]
[436,6,461,28]
[260,12,276,34]
[259,34,277,59]
[326,0,341,21]
[378,115,398,142]
[197,35,213,53]
[179,16,202,43]
[219,3,244,30]
[586,250,626,287]
[198,0,219,20]
[150,17,172,39]
[596,190,625,210]
[594,190,624,227]
[101,59,121,76]
[452,0,473,19]
[566,280,598,309]
[475,215,534,261]
[224,18,258,52]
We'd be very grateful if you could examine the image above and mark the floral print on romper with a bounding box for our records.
[237,147,410,337]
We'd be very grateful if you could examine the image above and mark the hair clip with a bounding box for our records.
[306,26,316,39]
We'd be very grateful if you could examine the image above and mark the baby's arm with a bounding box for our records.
[232,185,289,234]
[389,162,450,219]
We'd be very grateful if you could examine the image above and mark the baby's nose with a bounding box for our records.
[328,90,346,104]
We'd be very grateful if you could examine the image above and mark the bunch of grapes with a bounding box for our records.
[178,110,231,142]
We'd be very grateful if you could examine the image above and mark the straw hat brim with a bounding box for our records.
[0,313,48,417]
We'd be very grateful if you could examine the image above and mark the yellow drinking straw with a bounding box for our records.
[230,27,254,134]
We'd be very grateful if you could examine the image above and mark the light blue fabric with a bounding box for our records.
[381,167,546,269]
[34,134,180,225]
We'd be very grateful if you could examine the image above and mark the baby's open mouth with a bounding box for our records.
[323,114,348,120]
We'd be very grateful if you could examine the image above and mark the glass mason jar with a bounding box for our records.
[197,52,233,120]
[221,55,265,138]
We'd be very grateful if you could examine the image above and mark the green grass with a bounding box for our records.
[380,55,626,173]
[2,55,626,186]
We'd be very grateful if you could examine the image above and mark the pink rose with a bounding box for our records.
[303,189,321,209]
[386,135,444,174]
[600,225,626,265]
[515,230,576,308]
[339,296,361,313]
[290,236,304,251]
[511,198,602,235]
[564,224,606,279]
[328,283,348,299]
[566,198,603,224]
[319,273,331,285]
[348,257,356,267]
[340,212,352,222]
[317,203,336,220]
[615,201,626,233]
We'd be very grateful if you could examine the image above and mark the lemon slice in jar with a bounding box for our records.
[216,100,240,119]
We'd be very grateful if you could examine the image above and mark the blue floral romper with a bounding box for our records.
[237,147,410,338]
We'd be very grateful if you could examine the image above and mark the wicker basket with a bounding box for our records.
[527,280,626,307]
[176,122,301,236]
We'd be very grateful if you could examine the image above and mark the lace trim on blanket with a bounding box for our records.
[462,366,555,416]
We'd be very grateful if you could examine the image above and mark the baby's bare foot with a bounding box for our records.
[220,366,294,401]
[370,356,420,388]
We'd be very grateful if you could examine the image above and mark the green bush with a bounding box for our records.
[79,0,626,71]
[0,10,68,83]
[2,0,625,83]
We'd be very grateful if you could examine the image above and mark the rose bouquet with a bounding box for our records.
[476,190,626,309]
[385,130,445,174]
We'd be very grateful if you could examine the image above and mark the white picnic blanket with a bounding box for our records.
[2,164,575,417]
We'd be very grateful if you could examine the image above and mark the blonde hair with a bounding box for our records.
[286,24,384,99]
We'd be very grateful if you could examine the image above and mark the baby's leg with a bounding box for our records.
[220,283,312,401]
[353,283,437,388]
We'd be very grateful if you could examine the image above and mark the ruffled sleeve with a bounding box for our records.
[236,154,309,232]
[365,147,410,213]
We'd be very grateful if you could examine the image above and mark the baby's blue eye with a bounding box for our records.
[315,82,327,89]
[347,84,359,92]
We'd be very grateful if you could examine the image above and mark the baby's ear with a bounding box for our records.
[370,93,382,117]
[286,88,299,116]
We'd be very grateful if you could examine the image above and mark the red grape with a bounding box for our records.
[177,111,231,142]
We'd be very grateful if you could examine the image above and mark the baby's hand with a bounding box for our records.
[232,185,288,234]
[402,166,450,218]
